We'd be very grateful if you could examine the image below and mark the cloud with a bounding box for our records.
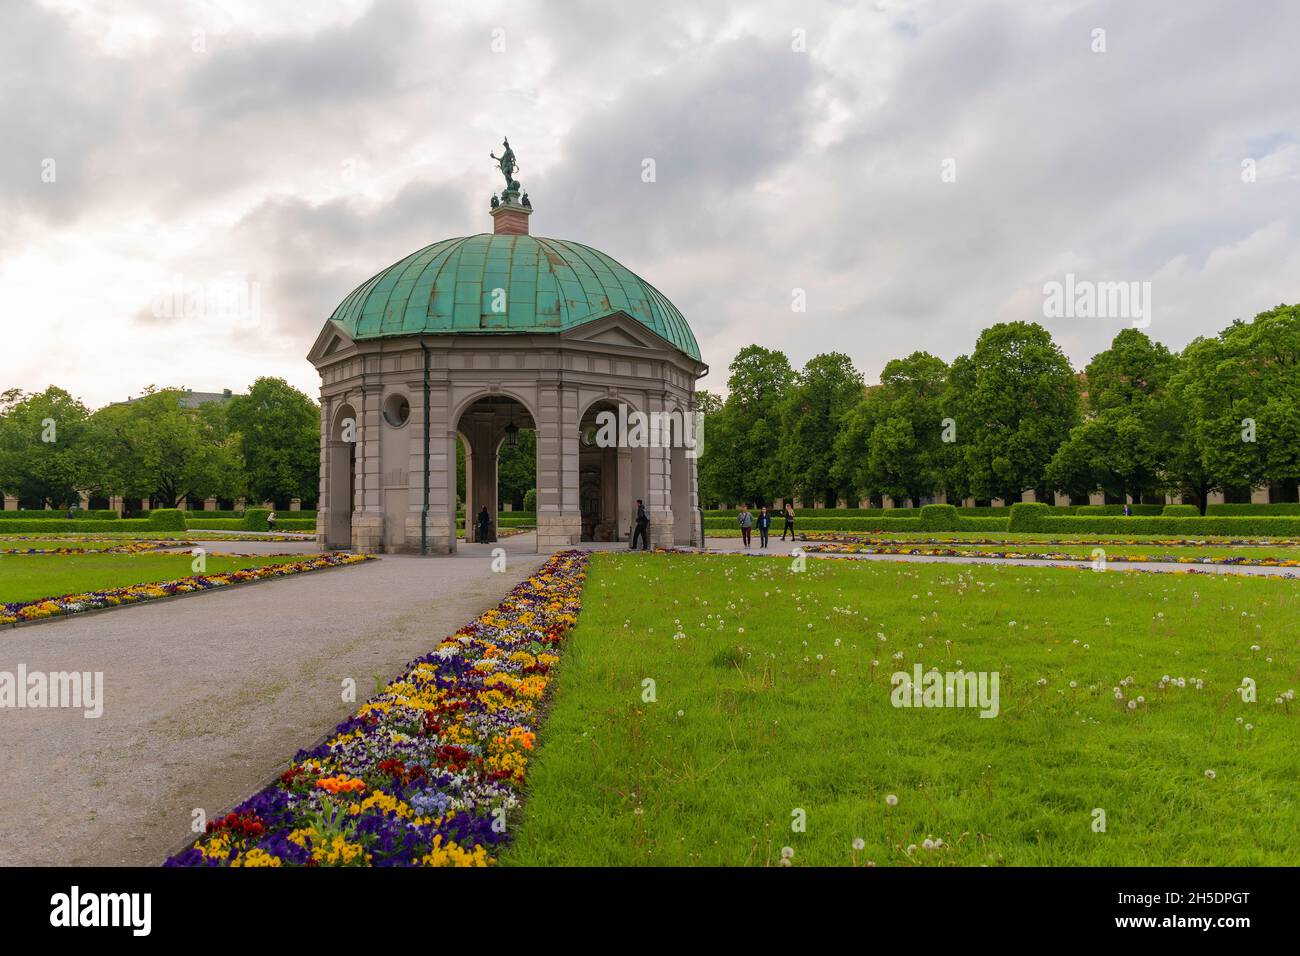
[1,0,1299,408]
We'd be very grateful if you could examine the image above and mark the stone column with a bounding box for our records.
[536,380,581,547]
[1087,492,1104,506]
[404,378,457,553]
[645,396,674,549]
[289,498,301,511]
[3,495,16,511]
[351,384,385,552]
[205,497,217,511]
[1251,485,1270,505]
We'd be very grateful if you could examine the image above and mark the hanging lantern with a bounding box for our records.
[504,421,519,447]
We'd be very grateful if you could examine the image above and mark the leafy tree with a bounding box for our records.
[866,352,951,507]
[0,386,93,507]
[497,427,536,510]
[88,387,243,507]
[225,377,319,506]
[780,352,864,506]
[697,346,795,505]
[946,322,1079,502]
[1049,330,1176,502]
[1082,328,1175,412]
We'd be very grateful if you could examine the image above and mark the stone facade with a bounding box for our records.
[306,315,706,554]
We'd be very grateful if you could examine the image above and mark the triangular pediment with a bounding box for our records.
[307,320,355,365]
[563,312,663,352]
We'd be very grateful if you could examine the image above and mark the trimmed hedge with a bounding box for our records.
[0,509,119,520]
[1162,504,1200,517]
[0,508,184,534]
[186,518,247,530]
[704,516,927,531]
[1009,502,1300,535]
[955,505,1074,516]
[1073,504,1165,516]
[1206,503,1300,516]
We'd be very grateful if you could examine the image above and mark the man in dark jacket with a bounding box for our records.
[757,506,772,548]
[631,499,649,550]
[477,506,491,543]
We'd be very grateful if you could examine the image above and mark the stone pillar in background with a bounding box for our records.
[1251,486,1271,504]
[1021,489,1038,503]
[3,495,16,511]
[1087,492,1104,506]
[204,497,217,511]
[350,385,385,552]
[290,498,302,511]
[1206,490,1226,506]
[1054,492,1070,507]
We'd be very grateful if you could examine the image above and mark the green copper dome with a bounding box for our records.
[329,234,701,362]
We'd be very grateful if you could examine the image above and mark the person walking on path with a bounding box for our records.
[477,506,491,543]
[780,502,795,541]
[757,506,771,548]
[267,510,277,532]
[738,503,753,548]
[631,499,650,550]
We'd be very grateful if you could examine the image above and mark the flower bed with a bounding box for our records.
[165,549,590,867]
[797,531,1300,547]
[801,541,1300,567]
[0,540,190,556]
[0,552,376,625]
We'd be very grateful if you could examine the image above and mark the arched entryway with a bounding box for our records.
[456,395,537,548]
[577,398,648,543]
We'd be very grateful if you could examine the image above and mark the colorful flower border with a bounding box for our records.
[0,540,192,556]
[797,531,1300,548]
[165,549,589,867]
[0,552,377,626]
[801,541,1300,567]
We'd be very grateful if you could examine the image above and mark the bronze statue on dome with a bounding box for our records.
[490,138,519,192]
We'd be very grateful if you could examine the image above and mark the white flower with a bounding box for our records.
[781,846,794,859]
[1127,700,1137,710]
[1204,769,1216,779]
[852,838,865,851]
[885,794,898,806]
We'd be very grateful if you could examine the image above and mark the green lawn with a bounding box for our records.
[0,552,313,604]
[806,542,1300,561]
[506,552,1300,866]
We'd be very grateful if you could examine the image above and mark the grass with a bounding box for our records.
[0,528,309,541]
[0,552,315,604]
[711,528,1300,544]
[807,542,1300,561]
[505,552,1300,866]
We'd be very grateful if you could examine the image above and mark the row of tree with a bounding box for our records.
[0,378,320,509]
[698,303,1300,512]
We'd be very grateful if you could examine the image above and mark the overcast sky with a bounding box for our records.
[3,0,1299,408]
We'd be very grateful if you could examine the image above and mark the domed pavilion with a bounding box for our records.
[307,143,707,553]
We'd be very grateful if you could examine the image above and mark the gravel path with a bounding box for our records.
[0,547,545,866]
